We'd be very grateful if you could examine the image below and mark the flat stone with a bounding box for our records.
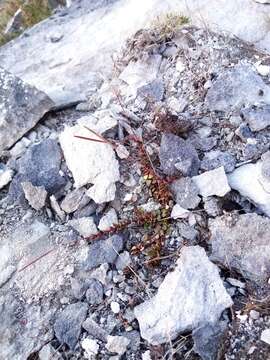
[105,335,130,356]
[261,329,270,345]
[206,64,270,112]
[59,117,119,204]
[210,213,270,282]
[50,195,66,221]
[0,67,54,154]
[61,188,87,213]
[82,318,108,342]
[115,251,131,271]
[134,246,232,345]
[170,177,200,209]
[228,160,270,216]
[0,164,13,189]
[9,139,66,202]
[22,182,47,210]
[54,302,88,350]
[137,78,164,102]
[242,105,270,131]
[69,217,98,238]
[192,167,231,197]
[171,204,190,219]
[201,151,236,173]
[85,279,104,305]
[83,235,123,270]
[159,133,200,177]
[98,208,118,231]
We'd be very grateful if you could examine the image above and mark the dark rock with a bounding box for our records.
[83,235,123,270]
[137,79,164,102]
[235,124,253,141]
[241,105,270,131]
[9,139,66,202]
[73,201,97,218]
[159,133,200,177]
[85,279,104,305]
[170,177,200,209]
[206,64,270,112]
[54,302,88,349]
[0,67,54,154]
[83,318,108,342]
[190,135,217,152]
[201,151,236,173]
[193,321,227,360]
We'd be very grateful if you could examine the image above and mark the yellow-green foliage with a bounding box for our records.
[151,12,189,40]
[0,0,52,46]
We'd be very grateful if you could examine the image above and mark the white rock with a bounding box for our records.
[171,204,190,219]
[254,0,270,3]
[110,301,120,314]
[81,338,99,357]
[134,246,232,345]
[192,167,230,197]
[50,195,65,221]
[70,217,98,238]
[105,335,130,355]
[98,209,118,231]
[256,62,270,76]
[142,350,152,360]
[59,118,120,204]
[0,166,13,189]
[228,161,270,216]
[261,329,270,345]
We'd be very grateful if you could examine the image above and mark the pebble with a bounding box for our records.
[81,338,99,357]
[111,301,120,314]
[105,335,130,355]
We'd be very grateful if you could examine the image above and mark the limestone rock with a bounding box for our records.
[134,246,232,345]
[206,64,270,112]
[0,164,13,189]
[210,213,270,282]
[54,302,88,349]
[105,335,130,356]
[192,167,231,197]
[228,160,270,216]
[59,118,119,204]
[0,67,54,154]
[159,133,200,177]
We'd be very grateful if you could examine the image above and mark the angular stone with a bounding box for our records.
[228,160,270,216]
[59,118,119,204]
[0,67,54,154]
[201,151,236,173]
[170,177,200,209]
[210,213,270,282]
[134,246,232,345]
[98,208,118,231]
[105,335,130,356]
[192,167,230,197]
[85,279,104,305]
[9,139,66,202]
[159,133,200,177]
[242,105,270,131]
[0,164,13,189]
[83,235,123,270]
[206,64,270,112]
[69,217,98,238]
[82,318,108,342]
[50,195,66,221]
[22,182,47,210]
[61,188,88,213]
[54,302,88,349]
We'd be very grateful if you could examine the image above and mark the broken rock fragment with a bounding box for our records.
[0,67,54,154]
[241,105,270,131]
[192,166,231,197]
[59,119,120,204]
[22,181,47,210]
[210,213,270,282]
[134,246,232,345]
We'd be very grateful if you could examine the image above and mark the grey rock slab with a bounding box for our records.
[170,177,200,209]
[60,188,87,213]
[22,181,47,210]
[201,151,236,173]
[134,246,232,345]
[206,64,270,112]
[82,317,108,342]
[159,133,200,177]
[54,302,88,349]
[1,1,270,107]
[192,167,231,197]
[85,279,104,305]
[9,139,66,202]
[0,67,54,154]
[210,213,270,282]
[59,118,119,203]
[192,321,227,360]
[228,160,270,216]
[241,105,270,131]
[83,235,123,270]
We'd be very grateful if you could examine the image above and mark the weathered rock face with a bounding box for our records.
[0,67,54,154]
[134,246,232,345]
[206,64,270,112]
[241,105,270,131]
[1,1,270,106]
[210,213,270,282]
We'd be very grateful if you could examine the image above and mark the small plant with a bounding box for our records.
[151,12,189,41]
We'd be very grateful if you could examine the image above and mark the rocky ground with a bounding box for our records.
[1,2,270,360]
